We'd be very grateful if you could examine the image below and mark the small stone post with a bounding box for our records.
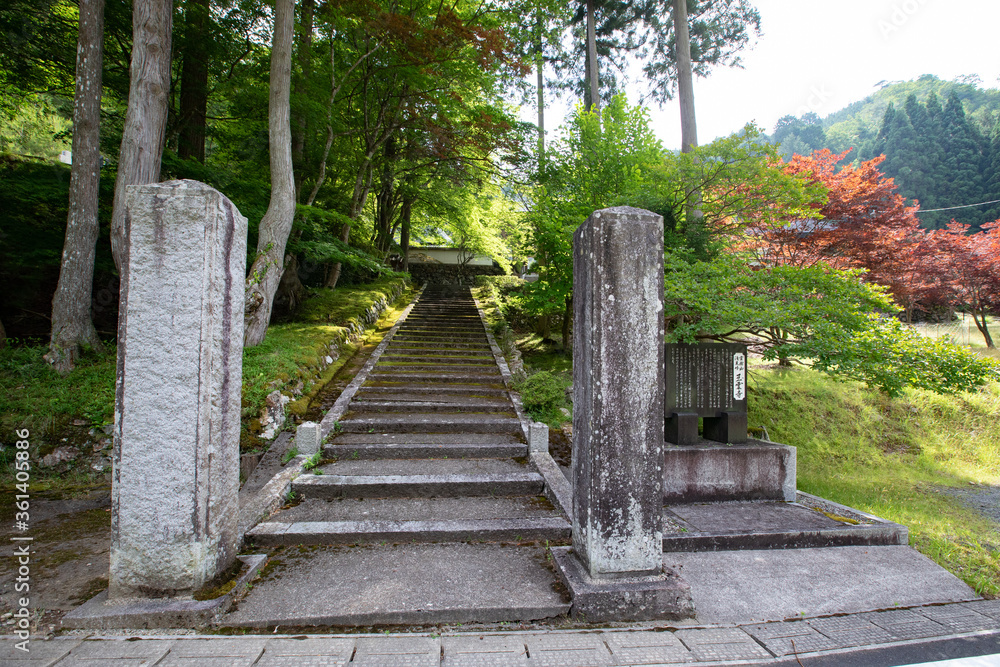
[528,421,549,453]
[551,206,693,621]
[296,421,322,457]
[110,180,246,598]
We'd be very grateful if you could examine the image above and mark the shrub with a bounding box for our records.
[518,371,565,413]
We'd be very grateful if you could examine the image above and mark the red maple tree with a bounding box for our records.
[745,149,933,317]
[923,221,1000,347]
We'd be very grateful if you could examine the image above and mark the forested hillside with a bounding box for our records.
[769,75,1000,231]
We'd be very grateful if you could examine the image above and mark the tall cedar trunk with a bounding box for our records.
[585,0,599,112]
[374,137,396,253]
[561,296,572,350]
[535,8,545,165]
[177,0,209,162]
[243,0,296,347]
[327,154,377,289]
[47,0,106,374]
[400,196,413,273]
[291,0,314,189]
[673,0,702,227]
[109,0,173,271]
[306,28,337,207]
[673,0,697,153]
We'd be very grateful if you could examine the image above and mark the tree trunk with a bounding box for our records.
[274,252,305,317]
[400,196,413,273]
[971,308,995,348]
[585,0,599,113]
[673,0,703,233]
[373,137,397,253]
[535,8,545,166]
[109,0,173,272]
[243,0,296,347]
[177,0,209,162]
[0,318,6,349]
[536,315,550,339]
[673,0,697,154]
[291,0,314,189]
[46,0,106,375]
[561,296,572,350]
[326,156,376,289]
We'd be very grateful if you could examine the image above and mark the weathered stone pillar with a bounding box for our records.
[551,206,693,621]
[110,180,247,598]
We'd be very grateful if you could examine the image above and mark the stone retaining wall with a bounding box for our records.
[408,263,503,285]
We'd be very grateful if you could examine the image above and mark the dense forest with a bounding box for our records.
[769,74,1000,232]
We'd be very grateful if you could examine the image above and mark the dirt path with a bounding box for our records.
[934,483,1000,529]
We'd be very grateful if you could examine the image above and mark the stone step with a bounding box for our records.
[407,311,480,318]
[292,473,545,498]
[354,385,509,398]
[384,340,492,351]
[221,543,570,627]
[395,323,484,331]
[380,357,496,366]
[393,333,488,343]
[249,517,570,546]
[403,317,482,324]
[325,441,527,460]
[383,347,494,357]
[349,400,514,414]
[367,372,505,385]
[378,357,498,366]
[338,413,522,434]
[319,457,534,476]
[329,432,525,446]
[374,363,500,373]
[406,311,483,327]
[248,495,569,545]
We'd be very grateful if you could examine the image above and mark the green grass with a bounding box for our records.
[0,275,410,470]
[749,362,1000,596]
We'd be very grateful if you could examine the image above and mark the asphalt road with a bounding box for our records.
[771,631,1000,666]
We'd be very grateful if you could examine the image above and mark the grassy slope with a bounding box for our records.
[749,363,1000,596]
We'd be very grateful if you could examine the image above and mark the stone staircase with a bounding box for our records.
[248,285,571,548]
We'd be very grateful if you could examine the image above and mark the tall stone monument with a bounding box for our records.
[110,180,247,598]
[550,206,693,621]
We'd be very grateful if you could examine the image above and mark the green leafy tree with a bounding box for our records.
[527,94,663,347]
[662,252,1000,396]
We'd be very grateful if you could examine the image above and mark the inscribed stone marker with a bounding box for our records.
[551,206,693,621]
[110,180,246,598]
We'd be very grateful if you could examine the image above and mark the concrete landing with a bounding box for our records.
[662,493,908,551]
[222,543,570,627]
[665,545,979,625]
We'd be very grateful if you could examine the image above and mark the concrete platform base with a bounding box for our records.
[665,545,979,625]
[663,439,796,502]
[550,547,695,622]
[61,554,267,629]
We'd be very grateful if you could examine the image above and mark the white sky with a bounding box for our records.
[527,0,1000,150]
